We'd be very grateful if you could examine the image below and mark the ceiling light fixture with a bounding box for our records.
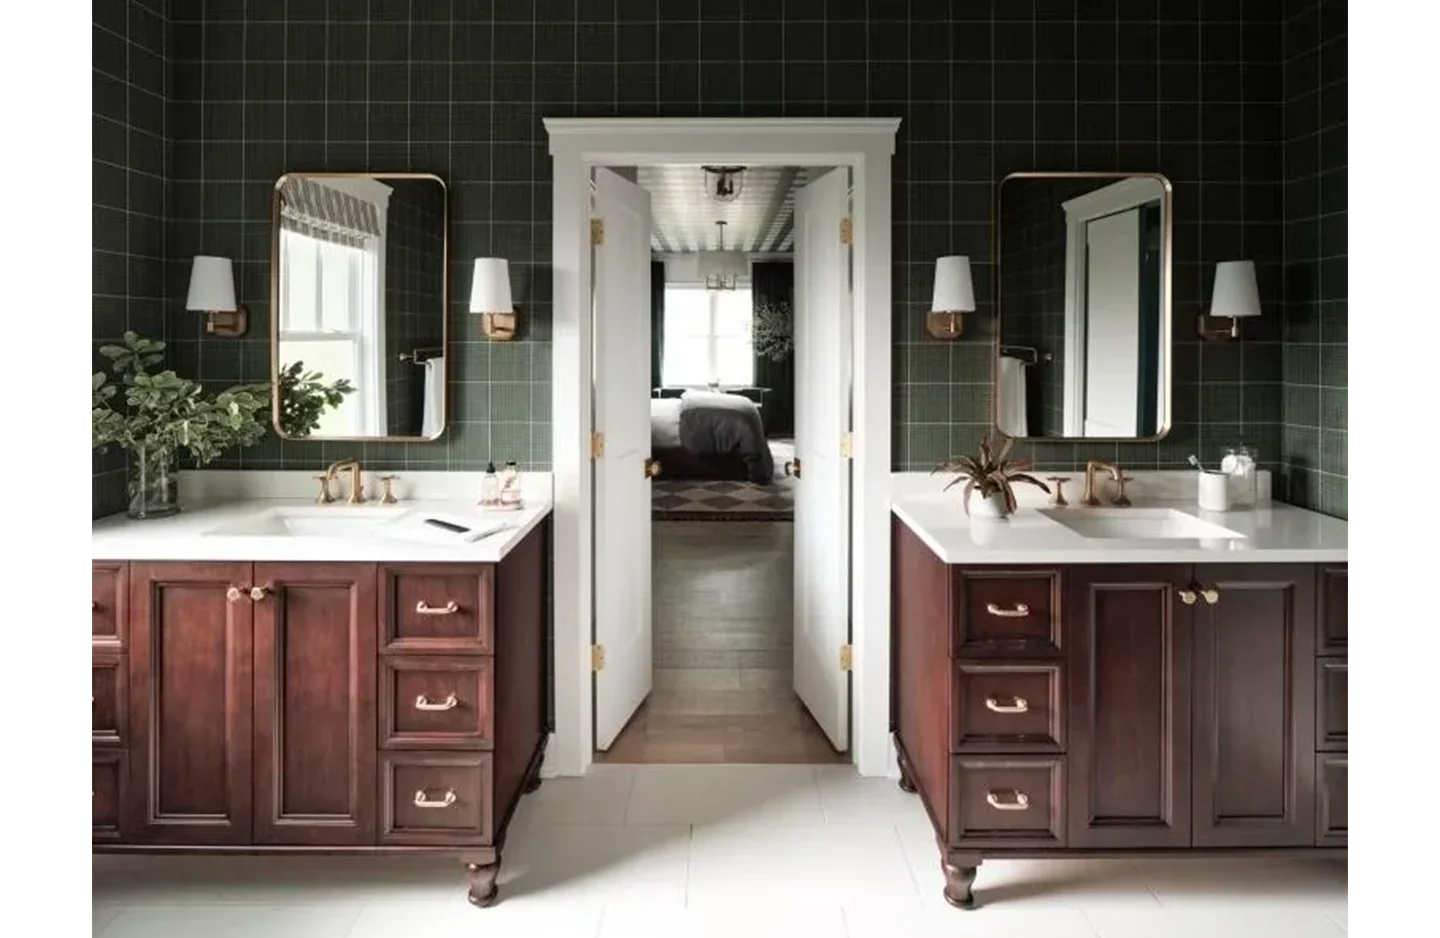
[702,165,746,203]
[699,220,746,291]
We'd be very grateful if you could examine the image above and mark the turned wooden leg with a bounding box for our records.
[896,748,918,793]
[941,858,980,910]
[464,860,500,908]
[522,774,543,794]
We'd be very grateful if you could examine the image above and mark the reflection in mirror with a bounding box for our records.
[996,173,1171,441]
[271,173,448,441]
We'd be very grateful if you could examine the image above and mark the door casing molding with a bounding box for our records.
[544,117,900,778]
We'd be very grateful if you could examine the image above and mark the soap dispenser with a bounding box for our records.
[500,461,522,508]
[479,462,500,507]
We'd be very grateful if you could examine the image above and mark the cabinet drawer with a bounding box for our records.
[380,656,495,750]
[92,654,127,747]
[381,753,494,845]
[1316,754,1347,847]
[954,569,1062,656]
[1319,566,1346,653]
[380,565,494,654]
[953,664,1063,752]
[1316,658,1347,752]
[93,750,125,841]
[949,756,1065,848]
[92,561,127,649]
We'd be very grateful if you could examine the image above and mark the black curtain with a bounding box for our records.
[751,261,795,437]
[650,261,665,391]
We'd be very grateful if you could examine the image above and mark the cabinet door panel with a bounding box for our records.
[93,652,127,748]
[1192,564,1316,847]
[1318,566,1347,654]
[253,563,377,846]
[128,562,253,844]
[93,561,128,649]
[1316,754,1347,846]
[1068,566,1192,848]
[1316,658,1347,752]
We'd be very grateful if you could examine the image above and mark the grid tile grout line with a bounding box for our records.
[94,0,1343,519]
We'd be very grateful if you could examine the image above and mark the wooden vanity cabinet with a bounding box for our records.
[891,519,1345,910]
[93,519,550,907]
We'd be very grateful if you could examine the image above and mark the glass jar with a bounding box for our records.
[127,444,180,519]
[1221,445,1258,508]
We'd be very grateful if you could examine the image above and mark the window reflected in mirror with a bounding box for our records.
[996,173,1171,441]
[271,173,448,442]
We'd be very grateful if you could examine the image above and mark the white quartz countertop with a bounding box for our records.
[891,495,1347,565]
[92,498,552,564]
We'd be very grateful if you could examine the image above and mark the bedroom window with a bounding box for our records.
[661,284,755,387]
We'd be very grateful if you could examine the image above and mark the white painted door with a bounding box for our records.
[792,167,852,751]
[593,168,653,751]
[1083,208,1142,437]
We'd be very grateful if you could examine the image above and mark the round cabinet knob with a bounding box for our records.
[226,586,243,603]
[1201,588,1219,605]
[1178,589,1197,605]
[250,586,270,602]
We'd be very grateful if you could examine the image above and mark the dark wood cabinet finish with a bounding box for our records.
[128,562,254,845]
[1191,564,1316,848]
[252,563,378,846]
[93,519,551,909]
[1068,566,1192,849]
[890,520,1345,911]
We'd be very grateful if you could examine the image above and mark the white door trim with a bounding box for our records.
[544,117,900,779]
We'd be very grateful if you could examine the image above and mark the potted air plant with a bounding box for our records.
[934,433,1050,520]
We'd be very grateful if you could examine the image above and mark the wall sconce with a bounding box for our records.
[1198,260,1262,341]
[186,255,247,337]
[927,255,975,340]
[470,257,516,341]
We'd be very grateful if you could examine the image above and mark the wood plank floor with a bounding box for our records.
[597,521,845,765]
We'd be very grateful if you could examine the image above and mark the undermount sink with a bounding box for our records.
[204,506,410,538]
[1038,508,1245,541]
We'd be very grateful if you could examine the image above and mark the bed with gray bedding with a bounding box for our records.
[649,390,774,484]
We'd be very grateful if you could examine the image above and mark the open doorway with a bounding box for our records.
[590,164,844,764]
[544,118,899,781]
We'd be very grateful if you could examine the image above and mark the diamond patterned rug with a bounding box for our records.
[652,478,795,521]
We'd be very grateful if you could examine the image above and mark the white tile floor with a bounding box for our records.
[93,764,1348,937]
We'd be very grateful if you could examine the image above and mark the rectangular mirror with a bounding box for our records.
[996,172,1171,441]
[270,172,448,441]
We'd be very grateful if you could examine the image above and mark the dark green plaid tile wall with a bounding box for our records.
[1280,0,1346,519]
[92,0,172,518]
[97,0,1347,509]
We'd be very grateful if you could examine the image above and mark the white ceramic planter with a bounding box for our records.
[969,490,1009,520]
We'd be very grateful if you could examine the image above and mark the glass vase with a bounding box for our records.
[127,445,180,519]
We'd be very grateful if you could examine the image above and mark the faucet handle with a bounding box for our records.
[313,475,336,505]
[1112,473,1134,507]
[379,475,399,505]
[1045,476,1070,507]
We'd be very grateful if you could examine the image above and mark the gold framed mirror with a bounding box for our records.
[269,172,448,442]
[995,171,1173,442]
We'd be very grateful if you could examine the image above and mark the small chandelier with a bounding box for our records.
[702,165,746,203]
[699,220,746,291]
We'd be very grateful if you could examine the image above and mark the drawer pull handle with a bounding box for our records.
[416,600,459,616]
[414,693,459,712]
[985,602,1030,618]
[984,695,1030,714]
[413,788,457,809]
[985,790,1030,811]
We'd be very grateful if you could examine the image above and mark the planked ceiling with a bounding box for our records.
[635,164,834,255]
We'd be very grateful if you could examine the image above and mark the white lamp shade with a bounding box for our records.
[1210,260,1261,319]
[185,255,237,311]
[931,255,975,312]
[469,258,514,313]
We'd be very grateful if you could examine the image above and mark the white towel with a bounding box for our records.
[997,356,1029,438]
[421,356,445,438]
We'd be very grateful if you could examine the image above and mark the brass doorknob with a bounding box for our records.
[1178,589,1197,605]
[643,458,662,478]
[226,586,243,603]
[1201,587,1219,605]
[785,459,802,479]
[250,586,270,602]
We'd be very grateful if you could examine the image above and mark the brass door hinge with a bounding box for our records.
[591,431,605,459]
[592,644,606,671]
[839,216,853,245]
[840,432,854,459]
[591,218,604,245]
[839,644,853,671]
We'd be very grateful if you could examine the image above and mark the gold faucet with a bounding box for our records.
[324,458,366,505]
[1081,460,1124,507]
